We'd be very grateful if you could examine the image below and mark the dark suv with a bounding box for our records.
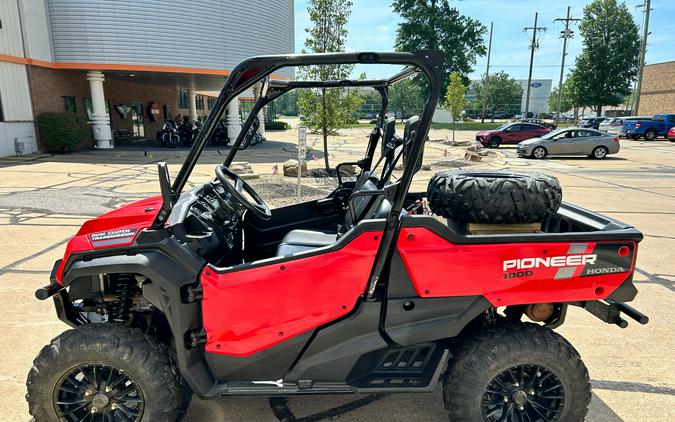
[578,117,608,129]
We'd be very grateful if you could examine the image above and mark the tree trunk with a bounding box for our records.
[452,121,456,143]
[596,105,602,117]
[322,128,330,171]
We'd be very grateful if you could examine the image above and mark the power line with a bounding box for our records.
[523,12,547,116]
[554,6,581,124]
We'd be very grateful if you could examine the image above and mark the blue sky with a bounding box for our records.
[294,0,675,86]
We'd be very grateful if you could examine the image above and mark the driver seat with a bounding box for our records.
[276,119,400,256]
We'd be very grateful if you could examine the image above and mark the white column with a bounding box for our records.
[188,89,198,122]
[227,98,241,143]
[86,71,112,149]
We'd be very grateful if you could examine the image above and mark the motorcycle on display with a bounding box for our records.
[211,121,229,145]
[239,116,264,149]
[157,120,180,148]
[179,120,201,146]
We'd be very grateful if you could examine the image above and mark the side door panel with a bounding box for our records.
[201,231,382,357]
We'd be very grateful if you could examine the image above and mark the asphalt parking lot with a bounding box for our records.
[0,131,673,421]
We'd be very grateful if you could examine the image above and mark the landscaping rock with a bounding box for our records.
[283,159,308,177]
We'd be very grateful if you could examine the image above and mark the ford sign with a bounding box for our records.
[531,82,542,88]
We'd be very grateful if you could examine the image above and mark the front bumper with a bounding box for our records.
[516,145,532,156]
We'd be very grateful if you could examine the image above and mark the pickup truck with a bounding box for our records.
[622,113,675,140]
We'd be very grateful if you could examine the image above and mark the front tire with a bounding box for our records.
[487,136,501,148]
[26,324,182,422]
[443,322,591,422]
[531,146,547,159]
[644,129,657,141]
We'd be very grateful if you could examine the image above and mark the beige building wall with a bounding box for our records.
[638,61,675,116]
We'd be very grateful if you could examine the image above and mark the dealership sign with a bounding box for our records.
[531,82,542,88]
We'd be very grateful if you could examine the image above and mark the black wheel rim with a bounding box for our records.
[53,363,144,422]
[481,364,565,421]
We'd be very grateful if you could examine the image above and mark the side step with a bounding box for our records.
[209,347,449,396]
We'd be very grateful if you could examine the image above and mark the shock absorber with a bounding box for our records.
[110,274,133,324]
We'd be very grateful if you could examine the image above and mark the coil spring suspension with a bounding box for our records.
[110,274,133,324]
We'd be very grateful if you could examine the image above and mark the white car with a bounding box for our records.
[599,116,649,136]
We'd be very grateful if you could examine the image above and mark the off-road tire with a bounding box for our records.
[427,170,562,224]
[443,321,591,421]
[26,324,182,421]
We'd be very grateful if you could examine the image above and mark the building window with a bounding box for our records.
[63,96,77,113]
[207,97,216,110]
[196,94,204,110]
[178,91,188,109]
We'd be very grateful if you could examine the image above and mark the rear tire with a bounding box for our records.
[592,146,608,159]
[427,170,562,224]
[26,324,182,422]
[443,322,591,422]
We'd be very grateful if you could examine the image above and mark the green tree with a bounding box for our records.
[571,0,640,115]
[297,0,363,170]
[392,0,486,92]
[275,90,299,116]
[470,71,522,120]
[389,78,425,121]
[444,72,466,142]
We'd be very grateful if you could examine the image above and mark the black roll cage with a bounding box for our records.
[160,50,443,298]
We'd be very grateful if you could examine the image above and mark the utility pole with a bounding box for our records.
[633,0,651,115]
[523,13,546,118]
[481,22,493,123]
[554,7,580,125]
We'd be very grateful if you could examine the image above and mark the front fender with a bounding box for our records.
[53,238,218,397]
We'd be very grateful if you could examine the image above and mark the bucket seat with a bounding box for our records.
[276,118,402,256]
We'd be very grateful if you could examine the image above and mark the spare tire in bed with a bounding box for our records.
[426,170,562,224]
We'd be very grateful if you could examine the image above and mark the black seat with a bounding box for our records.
[275,118,400,256]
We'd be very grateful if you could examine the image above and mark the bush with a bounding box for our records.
[265,121,290,131]
[37,112,87,152]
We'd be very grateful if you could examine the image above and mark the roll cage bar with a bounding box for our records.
[160,50,443,298]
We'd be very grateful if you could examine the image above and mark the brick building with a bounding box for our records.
[637,61,675,116]
[0,0,294,156]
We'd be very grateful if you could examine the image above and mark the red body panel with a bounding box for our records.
[55,196,162,284]
[397,228,636,306]
[200,232,382,356]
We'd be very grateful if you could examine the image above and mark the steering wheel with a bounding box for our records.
[215,165,272,220]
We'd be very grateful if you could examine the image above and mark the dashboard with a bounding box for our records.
[168,183,244,266]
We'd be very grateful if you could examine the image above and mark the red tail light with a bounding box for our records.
[613,137,620,142]
[635,123,641,128]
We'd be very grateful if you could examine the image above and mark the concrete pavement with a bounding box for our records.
[0,130,673,421]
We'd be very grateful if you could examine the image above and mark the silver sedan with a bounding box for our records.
[517,128,620,159]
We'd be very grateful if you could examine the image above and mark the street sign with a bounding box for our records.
[297,126,307,199]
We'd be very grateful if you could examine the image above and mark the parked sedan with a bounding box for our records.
[668,126,675,142]
[475,122,550,148]
[519,118,557,130]
[517,128,620,159]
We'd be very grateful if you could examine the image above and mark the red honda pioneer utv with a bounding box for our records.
[27,51,648,421]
